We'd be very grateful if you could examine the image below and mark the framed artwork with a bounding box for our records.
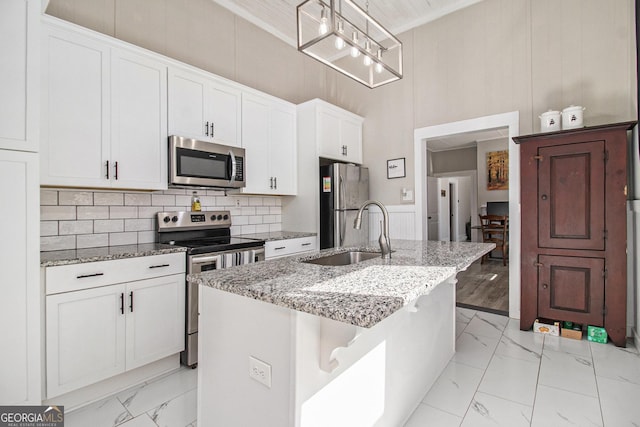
[487,150,509,190]
[387,158,406,179]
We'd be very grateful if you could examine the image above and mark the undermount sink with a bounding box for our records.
[303,251,381,266]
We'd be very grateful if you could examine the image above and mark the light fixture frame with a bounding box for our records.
[297,0,403,88]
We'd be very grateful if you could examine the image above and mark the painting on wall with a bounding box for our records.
[487,150,508,190]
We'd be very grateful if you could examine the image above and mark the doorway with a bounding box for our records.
[414,112,520,319]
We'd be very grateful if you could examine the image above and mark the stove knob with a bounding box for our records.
[171,216,178,223]
[210,215,217,221]
[223,214,229,220]
[217,214,223,221]
[163,216,171,223]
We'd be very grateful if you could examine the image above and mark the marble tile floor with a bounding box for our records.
[406,307,640,426]
[65,307,640,427]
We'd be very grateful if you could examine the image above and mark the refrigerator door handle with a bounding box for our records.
[339,174,345,211]
[339,211,346,247]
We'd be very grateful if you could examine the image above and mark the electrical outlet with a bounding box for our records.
[249,356,271,388]
[235,198,241,207]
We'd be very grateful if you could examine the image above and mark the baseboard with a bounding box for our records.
[456,302,508,317]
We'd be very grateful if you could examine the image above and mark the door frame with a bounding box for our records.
[414,111,520,319]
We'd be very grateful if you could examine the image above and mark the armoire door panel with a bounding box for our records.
[538,141,605,250]
[538,255,604,326]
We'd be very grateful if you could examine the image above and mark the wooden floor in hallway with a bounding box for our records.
[456,258,508,314]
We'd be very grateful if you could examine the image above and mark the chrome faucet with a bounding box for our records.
[354,200,391,259]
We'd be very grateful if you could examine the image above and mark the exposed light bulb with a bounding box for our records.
[350,31,360,57]
[363,39,372,65]
[375,62,384,73]
[375,49,384,73]
[318,8,328,35]
[334,19,345,49]
[364,55,372,66]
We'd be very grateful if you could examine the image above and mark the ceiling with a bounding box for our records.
[212,0,483,47]
[426,127,509,152]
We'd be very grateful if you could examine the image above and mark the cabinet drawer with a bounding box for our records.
[46,253,186,295]
[265,236,317,259]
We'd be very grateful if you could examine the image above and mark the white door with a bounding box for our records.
[426,177,439,240]
[207,82,242,147]
[449,181,459,241]
[269,104,296,195]
[41,26,110,187]
[167,68,208,140]
[111,49,167,190]
[438,178,451,241]
[0,0,38,152]
[317,108,341,160]
[125,275,185,370]
[46,285,126,398]
[0,151,39,404]
[242,94,271,193]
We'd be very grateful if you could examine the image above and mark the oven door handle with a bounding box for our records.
[190,254,222,265]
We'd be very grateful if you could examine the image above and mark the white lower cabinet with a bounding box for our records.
[45,254,185,398]
[265,236,317,260]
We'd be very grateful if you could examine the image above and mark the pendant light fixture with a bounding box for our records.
[297,0,403,88]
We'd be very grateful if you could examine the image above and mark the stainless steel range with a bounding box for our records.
[157,210,265,367]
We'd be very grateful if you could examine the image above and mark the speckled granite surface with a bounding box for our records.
[238,230,316,241]
[190,239,494,328]
[41,244,187,267]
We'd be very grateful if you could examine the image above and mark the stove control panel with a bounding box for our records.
[157,210,232,231]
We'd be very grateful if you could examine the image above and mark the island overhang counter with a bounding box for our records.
[190,240,494,426]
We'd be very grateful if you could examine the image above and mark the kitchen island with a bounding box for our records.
[190,240,494,426]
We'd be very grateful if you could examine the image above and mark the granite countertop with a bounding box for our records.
[189,239,494,328]
[237,230,316,242]
[41,243,187,267]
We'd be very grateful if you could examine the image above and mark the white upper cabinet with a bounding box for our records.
[0,0,39,152]
[242,92,296,195]
[111,49,167,189]
[40,19,168,190]
[316,102,363,164]
[168,67,242,147]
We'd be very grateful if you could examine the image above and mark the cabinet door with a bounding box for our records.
[0,151,39,404]
[168,68,208,140]
[46,285,126,398]
[0,0,38,152]
[317,108,342,161]
[538,141,605,250]
[125,275,185,370]
[242,94,271,193]
[111,49,167,190]
[207,82,242,147]
[341,117,363,164]
[41,25,111,187]
[538,255,604,326]
[269,104,296,195]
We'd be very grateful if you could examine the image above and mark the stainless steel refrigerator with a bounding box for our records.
[319,163,369,249]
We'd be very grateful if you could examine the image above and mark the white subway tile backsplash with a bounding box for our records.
[41,235,75,251]
[58,191,93,206]
[137,231,156,244]
[152,194,176,206]
[77,233,109,249]
[40,189,58,205]
[94,219,125,233]
[41,206,76,221]
[94,192,124,206]
[40,221,58,236]
[59,220,93,235]
[124,193,152,206]
[109,232,137,246]
[40,188,283,251]
[77,206,110,220]
[125,218,153,232]
[110,206,138,219]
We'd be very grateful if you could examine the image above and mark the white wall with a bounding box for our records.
[476,138,509,212]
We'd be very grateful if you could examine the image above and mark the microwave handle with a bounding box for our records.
[229,150,237,182]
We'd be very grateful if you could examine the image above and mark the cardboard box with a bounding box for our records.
[534,318,560,336]
[587,325,608,344]
[561,328,583,340]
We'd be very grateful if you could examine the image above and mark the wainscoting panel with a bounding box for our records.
[368,205,416,241]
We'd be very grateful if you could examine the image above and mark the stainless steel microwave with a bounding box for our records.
[169,135,245,189]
